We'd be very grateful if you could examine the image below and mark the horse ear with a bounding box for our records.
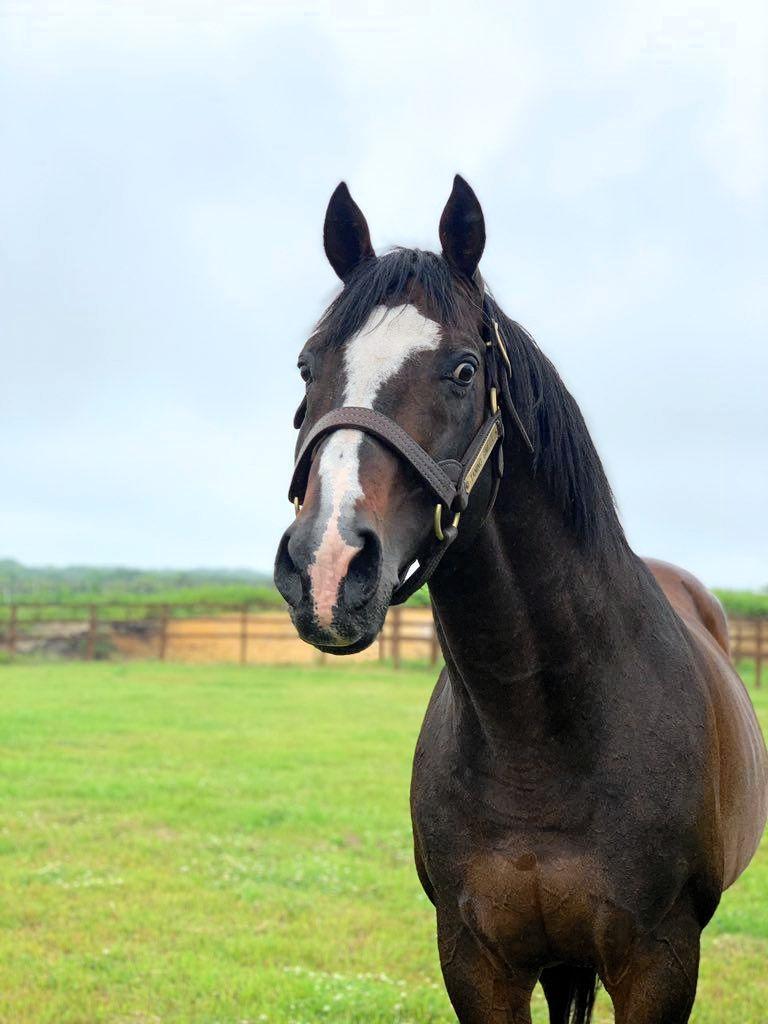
[439,174,485,278]
[323,182,375,281]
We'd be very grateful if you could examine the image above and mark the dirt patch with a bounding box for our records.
[109,621,161,659]
[163,607,436,665]
[14,621,89,657]
[8,607,438,666]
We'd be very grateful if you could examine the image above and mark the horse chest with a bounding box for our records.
[452,844,637,969]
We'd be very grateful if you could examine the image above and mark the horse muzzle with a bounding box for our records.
[274,509,391,653]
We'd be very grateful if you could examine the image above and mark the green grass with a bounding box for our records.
[3,589,765,618]
[714,590,768,618]
[0,661,765,1023]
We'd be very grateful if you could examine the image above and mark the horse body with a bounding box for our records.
[646,558,730,655]
[408,446,767,1021]
[412,522,766,1020]
[275,176,767,1022]
[646,558,768,887]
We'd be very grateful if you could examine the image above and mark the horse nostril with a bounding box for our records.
[273,529,304,608]
[343,529,383,610]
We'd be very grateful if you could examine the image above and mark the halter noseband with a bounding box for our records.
[287,316,531,605]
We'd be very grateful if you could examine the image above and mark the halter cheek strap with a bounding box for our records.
[288,402,503,603]
[286,318,530,605]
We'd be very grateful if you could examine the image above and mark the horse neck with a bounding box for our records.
[428,461,639,761]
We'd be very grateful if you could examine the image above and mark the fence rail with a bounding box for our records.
[0,602,764,681]
[0,601,440,668]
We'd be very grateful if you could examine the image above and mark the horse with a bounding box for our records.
[273,175,768,1023]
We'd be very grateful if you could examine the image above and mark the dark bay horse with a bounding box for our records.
[274,176,768,1023]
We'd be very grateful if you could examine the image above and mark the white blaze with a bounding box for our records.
[308,304,441,628]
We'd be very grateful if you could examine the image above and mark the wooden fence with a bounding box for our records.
[0,602,764,682]
[0,602,440,668]
[728,616,767,686]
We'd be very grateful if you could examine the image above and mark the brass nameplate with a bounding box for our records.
[464,421,502,494]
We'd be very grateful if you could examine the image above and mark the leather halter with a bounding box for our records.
[287,314,531,605]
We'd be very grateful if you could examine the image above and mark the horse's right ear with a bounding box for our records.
[323,182,375,281]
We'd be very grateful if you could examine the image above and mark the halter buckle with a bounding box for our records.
[293,497,302,516]
[434,503,461,542]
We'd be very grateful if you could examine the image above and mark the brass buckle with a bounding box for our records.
[293,497,302,516]
[434,503,460,541]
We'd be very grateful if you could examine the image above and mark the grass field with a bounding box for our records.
[0,661,765,1024]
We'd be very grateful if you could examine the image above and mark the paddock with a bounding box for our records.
[1,660,765,1023]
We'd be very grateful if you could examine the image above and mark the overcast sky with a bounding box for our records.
[1,1,766,587]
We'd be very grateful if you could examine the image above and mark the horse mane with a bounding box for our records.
[315,247,624,552]
[482,291,624,551]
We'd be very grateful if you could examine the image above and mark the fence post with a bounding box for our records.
[157,605,169,661]
[239,604,248,665]
[430,619,439,666]
[8,604,17,655]
[391,605,402,669]
[86,604,98,660]
[730,618,740,664]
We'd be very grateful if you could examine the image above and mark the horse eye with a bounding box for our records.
[452,361,476,385]
[299,364,312,384]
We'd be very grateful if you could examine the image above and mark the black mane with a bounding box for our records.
[483,292,623,551]
[315,247,624,551]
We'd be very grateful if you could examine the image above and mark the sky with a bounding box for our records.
[1,1,766,588]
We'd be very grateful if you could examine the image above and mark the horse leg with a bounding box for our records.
[540,964,597,1024]
[436,911,538,1024]
[605,908,700,1024]
[539,965,572,1024]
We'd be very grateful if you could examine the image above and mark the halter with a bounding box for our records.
[287,313,532,605]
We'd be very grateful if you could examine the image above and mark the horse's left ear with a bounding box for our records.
[439,174,485,278]
[324,182,376,281]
